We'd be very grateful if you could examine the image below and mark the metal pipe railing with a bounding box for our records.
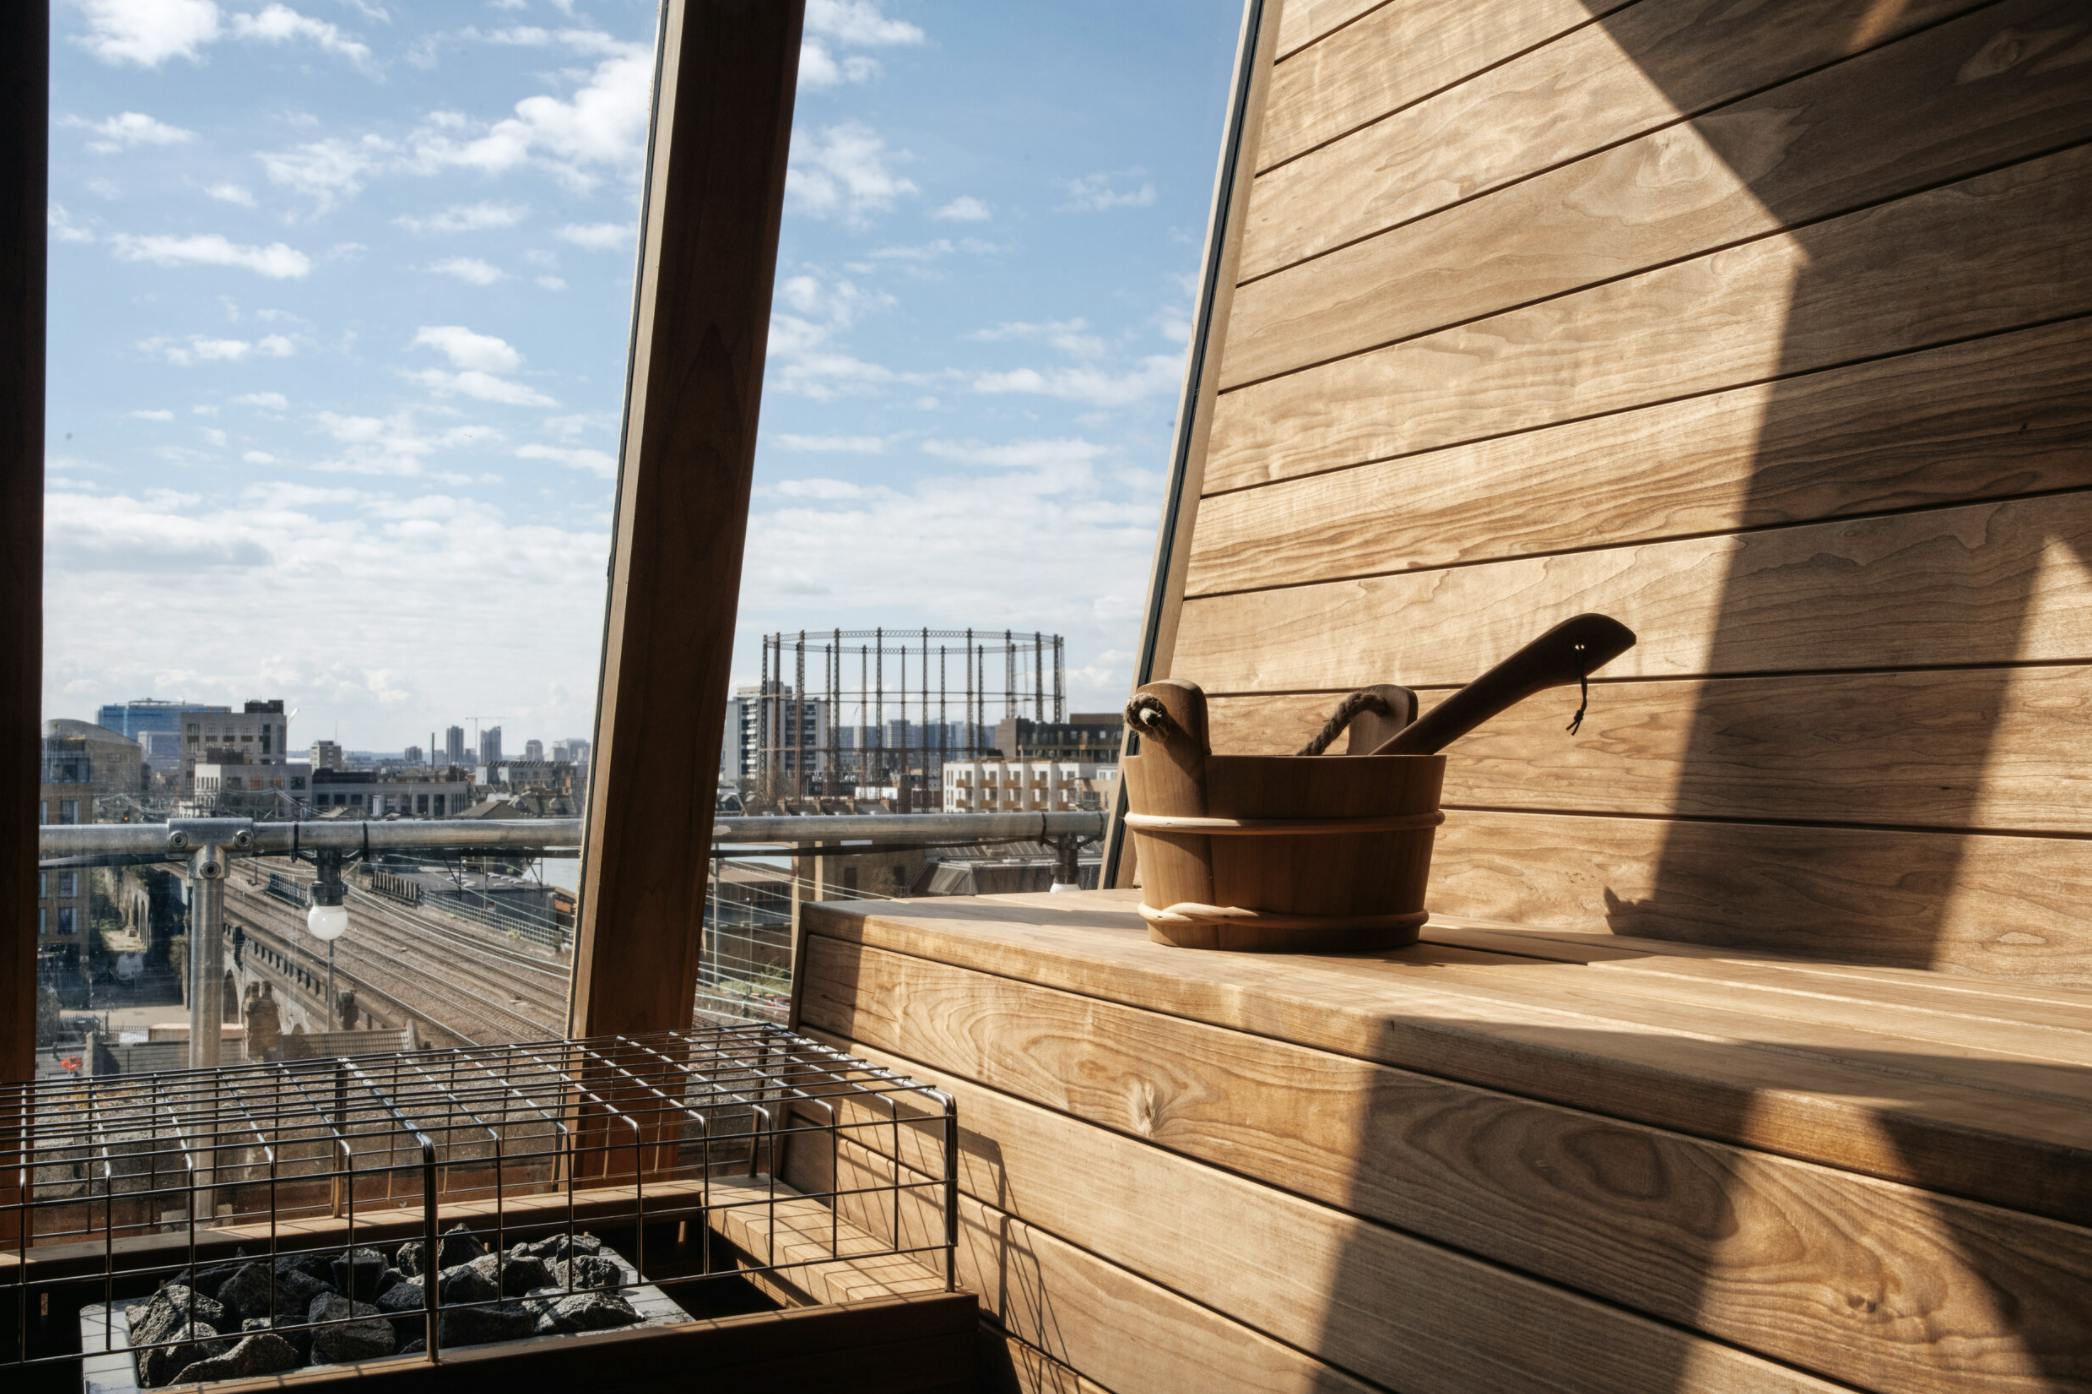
[38,809,1106,863]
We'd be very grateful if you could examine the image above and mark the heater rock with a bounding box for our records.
[441,1300,539,1348]
[330,1246,394,1300]
[398,1223,486,1276]
[374,1277,431,1338]
[128,1284,227,1349]
[275,1250,336,1285]
[169,1332,302,1384]
[552,1254,624,1292]
[218,1260,326,1323]
[138,1318,230,1388]
[436,1259,499,1306]
[307,1292,397,1364]
[242,1315,311,1363]
[532,1289,641,1335]
[465,1250,554,1296]
[516,1231,603,1263]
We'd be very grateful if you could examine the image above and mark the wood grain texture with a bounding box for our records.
[0,5,46,1254]
[1243,0,1979,274]
[798,1024,2091,1394]
[1178,492,2092,691]
[1209,141,2092,490]
[1229,0,2092,385]
[1272,0,1389,59]
[801,897,2092,1223]
[1189,318,2092,594]
[794,1127,1387,1394]
[1257,0,1605,170]
[1203,664,2092,834]
[570,0,801,1036]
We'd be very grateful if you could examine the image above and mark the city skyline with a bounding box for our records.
[40,2,1237,751]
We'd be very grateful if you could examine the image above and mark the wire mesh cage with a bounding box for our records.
[2,1024,956,1389]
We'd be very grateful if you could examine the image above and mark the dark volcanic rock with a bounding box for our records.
[307,1291,397,1364]
[330,1246,394,1300]
[217,1260,327,1323]
[274,1249,336,1285]
[551,1254,624,1292]
[436,1258,499,1306]
[440,1300,539,1348]
[532,1289,641,1336]
[168,1332,302,1384]
[242,1315,311,1363]
[515,1231,602,1263]
[397,1223,486,1277]
[128,1284,227,1350]
[465,1250,554,1296]
[184,1261,244,1300]
[375,1276,433,1339]
[137,1318,231,1388]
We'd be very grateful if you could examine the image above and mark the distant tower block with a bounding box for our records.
[744,628,1065,806]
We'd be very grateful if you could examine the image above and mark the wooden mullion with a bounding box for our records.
[569,0,804,1039]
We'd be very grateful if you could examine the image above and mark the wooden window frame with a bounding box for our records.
[0,0,806,1090]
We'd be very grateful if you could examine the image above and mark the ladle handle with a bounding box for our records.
[1370,613,1636,756]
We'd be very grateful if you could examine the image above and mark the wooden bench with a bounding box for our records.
[788,889,2092,1394]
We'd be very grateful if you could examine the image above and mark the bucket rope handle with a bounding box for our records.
[1123,692,1180,742]
[1294,689,1396,757]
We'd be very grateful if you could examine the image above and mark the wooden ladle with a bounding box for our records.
[1369,613,1636,756]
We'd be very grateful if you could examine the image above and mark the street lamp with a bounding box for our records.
[306,852,348,1028]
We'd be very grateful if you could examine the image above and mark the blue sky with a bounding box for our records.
[43,0,1238,753]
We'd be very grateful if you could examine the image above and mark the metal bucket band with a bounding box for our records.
[1139,902,1431,934]
[1123,810,1445,836]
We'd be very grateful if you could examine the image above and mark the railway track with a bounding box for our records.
[226,878,566,1045]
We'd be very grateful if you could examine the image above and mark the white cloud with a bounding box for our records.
[110,233,312,278]
[394,201,527,235]
[787,122,917,225]
[869,237,1002,263]
[128,409,176,422]
[205,182,257,207]
[242,450,277,464]
[75,0,222,67]
[48,205,95,244]
[534,275,567,291]
[137,333,297,366]
[412,370,555,407]
[227,4,372,69]
[257,136,390,213]
[516,443,615,477]
[427,256,506,286]
[806,0,924,46]
[1060,168,1159,213]
[405,48,654,188]
[232,391,290,409]
[774,433,887,455]
[799,42,880,89]
[554,222,628,251]
[972,354,1182,408]
[932,195,991,223]
[921,437,1112,469]
[970,317,1106,357]
[64,111,196,153]
[411,325,521,373]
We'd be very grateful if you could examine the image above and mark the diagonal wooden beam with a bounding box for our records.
[0,1,47,1244]
[569,0,806,1039]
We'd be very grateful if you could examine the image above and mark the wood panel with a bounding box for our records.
[1273,0,1390,60]
[570,0,802,1036]
[1178,491,2092,691]
[794,1008,2092,1389]
[1203,665,2092,834]
[1257,0,1607,170]
[1209,141,2092,490]
[1229,0,2092,385]
[1188,318,2092,594]
[800,899,2092,1223]
[793,1125,1389,1394]
[1242,0,1980,273]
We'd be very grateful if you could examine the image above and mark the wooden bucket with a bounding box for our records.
[1122,679,1445,952]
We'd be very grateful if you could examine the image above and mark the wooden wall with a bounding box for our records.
[1146,0,2092,983]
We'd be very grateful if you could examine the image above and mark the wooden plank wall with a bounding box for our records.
[1151,0,2092,982]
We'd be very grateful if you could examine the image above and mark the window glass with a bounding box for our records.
[39,6,659,1056]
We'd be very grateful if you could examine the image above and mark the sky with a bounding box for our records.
[42,0,1239,755]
